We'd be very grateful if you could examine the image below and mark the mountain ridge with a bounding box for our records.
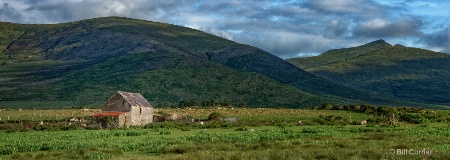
[0,16,377,108]
[287,40,450,106]
[2,17,440,108]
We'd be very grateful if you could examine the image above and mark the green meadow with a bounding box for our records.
[0,108,449,159]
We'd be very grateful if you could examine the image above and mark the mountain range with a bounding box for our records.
[287,40,450,107]
[0,17,448,108]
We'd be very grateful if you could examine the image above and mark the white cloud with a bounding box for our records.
[0,0,449,58]
[429,47,445,52]
[184,14,215,25]
[206,27,233,40]
[105,1,128,15]
[422,27,450,53]
[311,0,365,13]
[236,30,337,58]
[353,18,422,38]
[179,13,233,40]
[362,18,388,29]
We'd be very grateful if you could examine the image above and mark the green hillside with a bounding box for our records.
[1,17,373,108]
[288,40,450,106]
[2,51,325,107]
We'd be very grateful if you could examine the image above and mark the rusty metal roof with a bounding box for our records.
[117,91,152,107]
[90,111,126,117]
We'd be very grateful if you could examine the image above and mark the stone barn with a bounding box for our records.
[90,91,153,128]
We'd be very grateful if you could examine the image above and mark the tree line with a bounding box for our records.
[313,103,450,124]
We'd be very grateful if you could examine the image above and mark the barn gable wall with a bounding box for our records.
[92,91,153,128]
[102,93,132,112]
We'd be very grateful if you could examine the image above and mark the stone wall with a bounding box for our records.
[117,113,131,128]
[98,92,153,127]
[89,116,121,129]
[102,93,131,112]
[129,106,153,126]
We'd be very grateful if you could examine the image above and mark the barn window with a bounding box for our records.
[140,107,142,115]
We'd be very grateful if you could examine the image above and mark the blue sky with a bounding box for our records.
[1,0,449,59]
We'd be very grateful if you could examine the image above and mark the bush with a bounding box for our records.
[319,103,332,110]
[208,112,224,121]
[399,113,422,124]
[351,105,361,111]
[331,105,343,110]
[361,105,377,114]
[62,124,81,131]
[2,124,30,133]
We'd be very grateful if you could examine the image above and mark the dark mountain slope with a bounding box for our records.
[4,52,322,107]
[288,40,450,105]
[0,17,396,108]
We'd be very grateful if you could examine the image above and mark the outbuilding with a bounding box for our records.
[90,91,153,128]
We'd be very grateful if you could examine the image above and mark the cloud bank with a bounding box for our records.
[0,0,449,58]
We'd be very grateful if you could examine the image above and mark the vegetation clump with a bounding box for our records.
[208,112,225,121]
[314,103,450,125]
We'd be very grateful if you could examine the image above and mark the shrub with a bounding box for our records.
[3,124,30,133]
[343,105,350,110]
[331,105,343,110]
[351,105,361,111]
[319,103,332,110]
[208,112,224,121]
[361,105,377,114]
[399,113,422,124]
[238,102,247,108]
[62,124,81,131]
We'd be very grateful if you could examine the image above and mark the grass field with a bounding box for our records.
[0,101,104,109]
[0,108,449,160]
[0,108,369,124]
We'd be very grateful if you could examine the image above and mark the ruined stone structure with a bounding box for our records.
[90,91,153,128]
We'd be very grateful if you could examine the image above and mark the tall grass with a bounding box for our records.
[1,125,449,159]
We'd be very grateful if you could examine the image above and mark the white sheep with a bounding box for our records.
[361,120,367,125]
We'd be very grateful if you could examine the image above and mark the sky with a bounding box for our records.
[1,0,449,59]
